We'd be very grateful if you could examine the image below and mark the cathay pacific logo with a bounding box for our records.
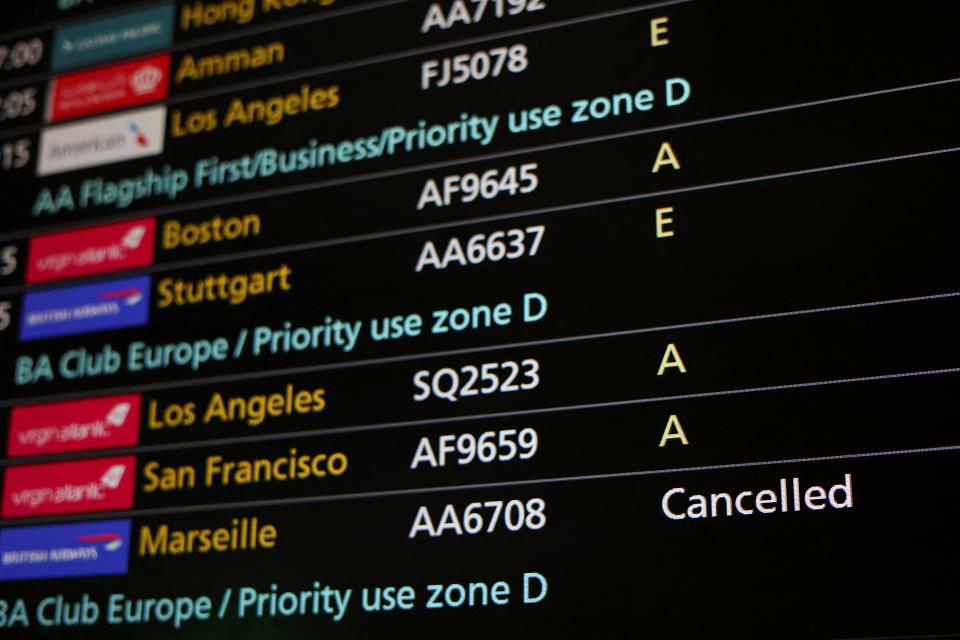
[0,520,132,580]
[37,105,165,176]
[52,3,174,72]
[20,275,151,341]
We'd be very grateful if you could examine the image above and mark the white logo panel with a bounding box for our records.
[37,105,166,177]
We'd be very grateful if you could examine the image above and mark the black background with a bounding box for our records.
[0,1,958,638]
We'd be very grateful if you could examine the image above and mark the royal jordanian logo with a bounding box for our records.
[48,54,171,122]
[37,105,166,176]
[8,394,141,458]
[27,218,156,283]
[20,275,151,341]
[2,456,136,518]
[130,64,164,95]
[0,520,132,581]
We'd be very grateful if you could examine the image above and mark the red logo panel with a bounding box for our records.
[8,394,141,457]
[48,53,170,122]
[2,456,137,518]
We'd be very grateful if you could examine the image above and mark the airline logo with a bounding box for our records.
[52,3,175,71]
[8,394,141,457]
[48,54,171,122]
[19,275,151,342]
[0,520,131,581]
[27,218,156,283]
[37,105,166,177]
[2,456,136,518]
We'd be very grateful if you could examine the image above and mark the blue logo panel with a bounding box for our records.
[20,275,151,341]
[52,4,175,71]
[0,520,131,581]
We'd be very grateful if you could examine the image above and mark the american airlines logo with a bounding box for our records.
[8,394,141,457]
[37,105,166,176]
[2,456,136,518]
[0,520,132,581]
[27,218,156,283]
[128,120,150,147]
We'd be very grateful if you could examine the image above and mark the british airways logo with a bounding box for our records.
[19,275,151,341]
[0,520,131,581]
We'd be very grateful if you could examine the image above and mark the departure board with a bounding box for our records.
[0,1,958,637]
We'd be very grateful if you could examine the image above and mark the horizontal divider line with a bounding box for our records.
[2,143,959,298]
[834,634,960,640]
[1,363,958,468]
[0,73,955,245]
[2,441,958,527]
[0,290,954,411]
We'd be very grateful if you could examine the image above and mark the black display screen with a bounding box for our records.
[0,1,957,637]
